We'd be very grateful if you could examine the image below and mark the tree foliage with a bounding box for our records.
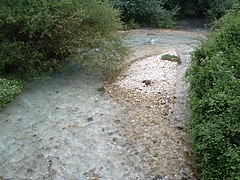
[168,0,238,20]
[110,0,178,28]
[110,0,238,28]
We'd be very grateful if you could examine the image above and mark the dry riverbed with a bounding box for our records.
[0,29,206,179]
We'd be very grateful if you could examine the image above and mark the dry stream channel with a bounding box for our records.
[0,28,206,179]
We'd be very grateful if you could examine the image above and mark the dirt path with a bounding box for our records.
[0,29,206,179]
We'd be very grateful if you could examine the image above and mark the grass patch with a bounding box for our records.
[161,54,181,64]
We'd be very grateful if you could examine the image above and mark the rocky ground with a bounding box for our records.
[0,29,206,179]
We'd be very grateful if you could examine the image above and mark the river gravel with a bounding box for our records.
[0,29,206,179]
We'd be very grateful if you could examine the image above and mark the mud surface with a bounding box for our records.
[0,29,206,179]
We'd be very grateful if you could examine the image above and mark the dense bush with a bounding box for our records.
[0,0,128,110]
[0,77,24,110]
[0,0,128,79]
[168,0,238,20]
[206,0,238,20]
[187,7,240,179]
[110,0,238,28]
[110,0,178,28]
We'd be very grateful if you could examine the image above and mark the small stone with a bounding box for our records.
[97,87,105,93]
[114,120,121,124]
[176,125,184,130]
[184,147,193,155]
[142,80,151,86]
[180,169,190,179]
[153,153,158,157]
[152,175,170,180]
[133,150,139,155]
[108,132,114,136]
[152,175,163,180]
[161,101,166,105]
[68,124,78,128]
[135,98,140,102]
[162,110,168,116]
[87,117,93,122]
[27,168,34,173]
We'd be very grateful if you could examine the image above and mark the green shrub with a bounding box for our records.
[0,77,24,110]
[0,0,128,79]
[110,0,178,28]
[187,7,240,179]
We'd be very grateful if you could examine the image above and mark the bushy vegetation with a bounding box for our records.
[0,0,128,110]
[110,0,178,28]
[169,0,238,20]
[0,0,127,79]
[187,7,240,179]
[0,77,24,110]
[206,0,238,20]
[110,0,238,28]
